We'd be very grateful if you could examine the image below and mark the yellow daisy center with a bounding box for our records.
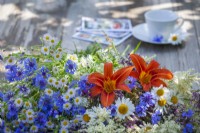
[25,102,30,106]
[44,48,48,52]
[156,89,164,96]
[62,131,67,133]
[171,96,178,104]
[83,114,91,122]
[45,36,49,40]
[58,48,62,52]
[172,36,178,41]
[49,79,53,83]
[17,100,21,104]
[47,90,52,94]
[145,126,152,131]
[118,104,128,115]
[75,99,79,103]
[29,117,33,121]
[55,81,59,85]
[63,121,68,126]
[65,95,69,99]
[62,79,65,83]
[74,119,79,124]
[51,39,55,43]
[8,59,13,63]
[69,91,73,95]
[28,112,32,115]
[56,54,60,58]
[65,104,69,108]
[104,79,116,93]
[158,99,167,107]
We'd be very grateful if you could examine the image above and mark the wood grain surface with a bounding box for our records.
[0,0,200,78]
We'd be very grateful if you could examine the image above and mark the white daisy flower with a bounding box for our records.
[26,109,34,117]
[49,37,58,47]
[6,56,16,65]
[151,85,170,99]
[74,97,82,106]
[60,77,68,87]
[30,125,38,133]
[63,102,72,110]
[4,127,11,133]
[52,66,59,74]
[57,48,63,53]
[79,111,92,124]
[21,109,27,114]
[168,33,182,45]
[61,119,70,128]
[62,93,70,102]
[59,128,68,133]
[68,54,78,63]
[46,121,54,128]
[115,97,135,120]
[12,120,20,127]
[71,117,80,125]
[41,46,50,55]
[24,101,32,109]
[14,98,23,107]
[154,97,169,113]
[67,89,76,98]
[45,88,54,96]
[47,77,56,85]
[168,90,184,105]
[26,116,34,124]
[54,52,62,61]
[43,33,52,42]
[20,116,27,123]
[53,80,61,89]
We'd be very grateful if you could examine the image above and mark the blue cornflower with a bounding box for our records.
[3,91,14,102]
[65,60,77,74]
[135,104,147,117]
[108,105,117,117]
[38,95,53,112]
[78,75,94,95]
[151,111,161,124]
[182,109,194,119]
[24,58,37,74]
[35,74,47,90]
[18,85,30,96]
[5,65,25,82]
[153,35,164,43]
[0,91,3,100]
[40,66,50,79]
[34,112,47,128]
[183,123,193,133]
[7,103,18,120]
[126,76,137,90]
[140,92,155,107]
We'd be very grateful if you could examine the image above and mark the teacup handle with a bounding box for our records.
[174,17,184,32]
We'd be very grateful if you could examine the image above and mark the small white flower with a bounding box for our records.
[45,88,54,96]
[154,97,169,113]
[41,46,50,55]
[168,90,184,105]
[26,109,34,117]
[62,93,70,102]
[61,119,70,128]
[79,111,92,124]
[46,121,54,128]
[20,116,27,123]
[4,127,11,133]
[52,66,59,74]
[168,33,182,45]
[53,80,61,89]
[47,77,56,85]
[59,128,68,133]
[67,89,76,98]
[30,125,38,133]
[24,101,32,109]
[26,116,34,123]
[60,77,68,87]
[6,56,16,65]
[14,98,23,107]
[63,102,72,110]
[71,117,80,125]
[43,33,52,42]
[115,97,135,119]
[74,97,82,105]
[53,52,62,61]
[49,37,58,47]
[68,54,78,63]
[151,85,170,99]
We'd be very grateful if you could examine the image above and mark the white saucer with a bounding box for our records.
[132,23,170,45]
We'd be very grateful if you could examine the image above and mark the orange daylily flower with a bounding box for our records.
[129,54,173,91]
[88,63,134,107]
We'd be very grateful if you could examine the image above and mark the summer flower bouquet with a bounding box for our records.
[0,33,199,133]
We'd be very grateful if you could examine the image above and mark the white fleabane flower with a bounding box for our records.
[53,80,61,89]
[74,97,82,105]
[43,33,52,42]
[6,56,16,65]
[53,52,62,61]
[168,90,184,105]
[49,37,58,47]
[168,33,182,45]
[46,121,54,129]
[24,101,32,109]
[14,98,23,107]
[26,116,34,124]
[61,120,69,128]
[26,109,34,118]
[60,77,68,87]
[4,127,11,133]
[63,102,72,110]
[47,77,55,85]
[154,97,170,113]
[52,66,59,74]
[151,85,170,99]
[41,46,50,55]
[59,128,68,133]
[45,88,54,96]
[115,97,135,120]
[62,93,70,102]
[30,125,38,133]
[67,89,76,98]
[71,117,80,125]
[68,54,78,63]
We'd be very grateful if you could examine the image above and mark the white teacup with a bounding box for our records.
[144,10,184,41]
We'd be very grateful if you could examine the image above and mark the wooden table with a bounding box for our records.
[0,0,200,74]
